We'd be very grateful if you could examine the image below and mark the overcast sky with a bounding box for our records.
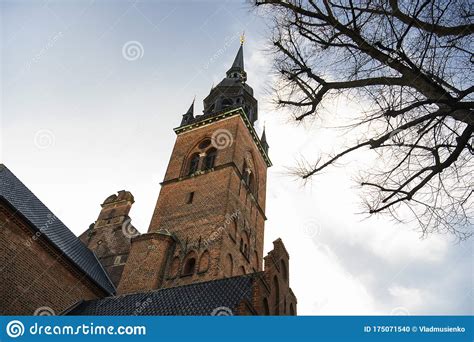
[2,0,473,315]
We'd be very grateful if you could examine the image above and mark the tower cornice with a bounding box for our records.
[173,107,272,167]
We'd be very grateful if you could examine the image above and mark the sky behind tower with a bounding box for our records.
[2,0,473,315]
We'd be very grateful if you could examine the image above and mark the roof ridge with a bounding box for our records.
[0,164,115,295]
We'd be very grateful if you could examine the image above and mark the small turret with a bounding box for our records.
[261,127,269,155]
[180,100,195,126]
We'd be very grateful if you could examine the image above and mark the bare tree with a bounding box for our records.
[255,0,473,239]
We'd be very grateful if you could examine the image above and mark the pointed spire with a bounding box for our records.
[180,98,195,126]
[186,97,195,115]
[229,44,244,72]
[226,37,246,81]
[260,125,269,155]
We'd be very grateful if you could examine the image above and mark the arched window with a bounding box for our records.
[247,173,255,193]
[202,148,217,170]
[273,276,280,315]
[263,298,270,315]
[242,161,256,194]
[290,303,295,316]
[281,260,288,282]
[254,251,259,270]
[242,161,250,182]
[224,254,233,277]
[169,256,180,277]
[188,153,200,175]
[222,98,233,107]
[241,231,249,257]
[198,250,210,273]
[199,139,211,149]
[182,255,196,276]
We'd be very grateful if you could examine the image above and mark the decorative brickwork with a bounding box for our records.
[79,190,136,287]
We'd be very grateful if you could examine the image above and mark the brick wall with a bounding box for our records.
[0,203,106,315]
[147,113,268,289]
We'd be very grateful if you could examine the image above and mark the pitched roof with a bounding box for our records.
[66,274,258,316]
[0,164,115,295]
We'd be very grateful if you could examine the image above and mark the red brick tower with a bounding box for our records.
[153,45,272,285]
[118,42,271,294]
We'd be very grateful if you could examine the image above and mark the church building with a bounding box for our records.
[0,42,297,316]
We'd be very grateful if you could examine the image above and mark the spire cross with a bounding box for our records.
[240,32,245,45]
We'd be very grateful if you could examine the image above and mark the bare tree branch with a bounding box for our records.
[256,0,473,239]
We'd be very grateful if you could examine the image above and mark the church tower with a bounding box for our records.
[118,41,272,294]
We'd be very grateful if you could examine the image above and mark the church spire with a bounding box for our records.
[229,44,244,72]
[201,37,257,126]
[226,39,246,81]
[180,99,195,126]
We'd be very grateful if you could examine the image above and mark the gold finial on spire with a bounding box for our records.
[240,31,245,45]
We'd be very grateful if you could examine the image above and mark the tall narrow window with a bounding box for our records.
[273,276,280,315]
[225,254,233,277]
[183,257,196,276]
[248,173,255,193]
[186,192,194,204]
[242,161,249,183]
[263,298,270,315]
[281,260,288,282]
[202,148,217,170]
[188,154,200,175]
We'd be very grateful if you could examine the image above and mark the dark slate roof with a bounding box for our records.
[66,274,257,316]
[228,44,244,72]
[0,164,115,295]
